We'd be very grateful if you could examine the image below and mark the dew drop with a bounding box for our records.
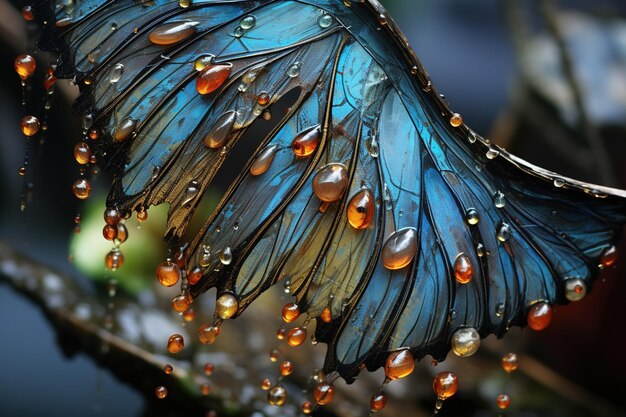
[102,224,117,241]
[381,228,417,270]
[219,247,233,265]
[501,353,519,373]
[204,111,235,148]
[149,21,198,45]
[257,91,270,106]
[109,63,124,83]
[22,6,34,21]
[269,349,280,362]
[495,302,505,317]
[565,278,586,302]
[215,293,238,319]
[287,62,301,78]
[527,302,552,331]
[20,115,41,137]
[292,125,320,158]
[198,324,218,344]
[194,55,213,71]
[432,371,458,400]
[454,254,473,284]
[250,144,278,176]
[468,131,477,143]
[313,382,335,405]
[72,178,91,200]
[370,392,387,413]
[318,13,333,28]
[279,361,293,376]
[496,222,510,242]
[486,147,500,159]
[113,118,136,142]
[465,208,479,225]
[14,54,36,80]
[105,249,124,271]
[347,188,375,229]
[196,64,231,95]
[267,384,287,406]
[320,307,332,323]
[74,142,92,165]
[497,394,511,410]
[156,261,181,287]
[384,348,415,380]
[261,378,272,390]
[178,0,191,8]
[163,364,173,375]
[553,178,565,188]
[171,293,192,313]
[312,163,349,202]
[287,327,307,347]
[239,15,256,30]
[116,223,128,243]
[449,113,463,127]
[599,245,618,268]
[451,327,480,357]
[167,333,184,354]
[282,303,300,323]
[301,401,313,414]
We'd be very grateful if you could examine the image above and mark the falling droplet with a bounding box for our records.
[347,188,375,229]
[200,383,211,396]
[198,324,219,344]
[72,179,92,200]
[384,349,415,380]
[14,54,36,80]
[113,118,136,142]
[155,386,168,399]
[282,303,301,323]
[279,361,293,376]
[287,327,307,347]
[203,362,214,375]
[102,225,117,241]
[20,115,40,137]
[501,353,519,373]
[219,247,232,265]
[527,302,553,331]
[301,401,313,414]
[267,384,287,406]
[22,6,34,21]
[149,21,199,45]
[163,364,173,375]
[74,142,92,165]
[167,334,185,354]
[449,113,463,127]
[318,13,333,28]
[313,382,335,405]
[261,378,272,390]
[312,163,349,202]
[269,349,280,362]
[188,267,202,286]
[381,228,417,270]
[292,125,320,157]
[496,222,511,242]
[183,308,195,321]
[156,261,181,287]
[454,254,473,284]
[215,293,238,319]
[204,111,235,148]
[196,64,231,95]
[451,327,480,357]
[171,293,192,312]
[432,371,458,400]
[496,394,511,410]
[370,392,387,413]
[43,73,57,90]
[250,144,278,176]
[320,307,332,323]
[599,245,618,268]
[105,249,124,271]
[565,278,587,302]
[493,191,506,208]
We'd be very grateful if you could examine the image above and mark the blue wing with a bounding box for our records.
[34,0,626,381]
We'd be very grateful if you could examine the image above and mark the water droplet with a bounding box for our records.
[257,91,270,106]
[496,302,505,317]
[74,142,92,165]
[465,208,479,225]
[301,401,314,414]
[250,144,278,176]
[196,64,231,95]
[204,111,235,148]
[553,178,565,188]
[219,247,232,265]
[198,324,218,344]
[468,131,477,143]
[194,55,213,71]
[105,249,124,271]
[155,386,168,399]
[312,163,349,202]
[599,245,618,268]
[200,383,211,396]
[171,293,192,312]
[493,191,505,208]
[384,349,415,380]
[347,188,375,229]
[21,6,34,21]
[292,125,320,157]
[181,182,199,206]
[163,364,173,374]
[454,255,473,284]
[87,47,101,64]
[287,62,301,78]
[215,293,238,319]
[178,0,191,8]
[261,378,272,390]
[318,13,333,28]
[527,302,552,331]
[496,222,510,242]
[451,327,480,357]
[167,333,185,354]
[368,134,380,157]
[449,113,463,127]
[239,15,256,30]
[279,361,293,376]
[282,303,300,323]
[102,224,117,241]
[383,184,393,210]
[109,63,124,83]
[156,261,181,287]
[72,178,91,199]
[497,394,511,410]
[320,307,332,323]
[14,54,36,80]
[382,228,417,270]
[313,382,335,405]
[476,243,486,257]
[486,147,500,159]
[267,384,287,406]
[113,118,136,142]
[20,115,40,137]
[269,349,280,362]
[370,392,387,412]
[198,246,211,267]
[432,372,458,400]
[149,21,198,45]
[501,353,519,373]
[287,327,307,346]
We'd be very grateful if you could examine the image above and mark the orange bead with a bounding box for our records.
[449,113,463,127]
[72,179,91,200]
[74,142,92,165]
[88,129,99,140]
[300,401,313,414]
[527,302,553,331]
[257,92,271,106]
[384,348,415,380]
[501,353,519,373]
[261,378,272,390]
[198,324,218,344]
[313,382,335,405]
[155,386,168,399]
[22,6,34,21]
[182,308,196,322]
[287,327,307,347]
[381,228,417,270]
[171,293,192,312]
[188,267,202,286]
[113,118,137,142]
[279,361,293,376]
[104,208,121,225]
[116,223,128,243]
[156,261,181,287]
[312,163,348,203]
[200,383,211,396]
[370,392,387,412]
[43,73,57,90]
[496,394,511,409]
[149,21,198,45]
[167,334,184,354]
[204,362,214,375]
[282,303,300,323]
[600,245,618,268]
[276,327,287,340]
[454,254,473,284]
[15,54,36,80]
[292,125,320,157]
[102,224,118,241]
[163,364,173,375]
[320,307,332,323]
[347,189,375,229]
[136,208,148,222]
[432,371,458,400]
[105,249,124,271]
[20,115,40,137]
[196,64,231,95]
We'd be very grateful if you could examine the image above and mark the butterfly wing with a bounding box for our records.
[35,0,626,381]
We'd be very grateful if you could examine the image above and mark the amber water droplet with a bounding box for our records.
[320,307,332,323]
[287,327,307,347]
[102,224,117,241]
[276,327,287,340]
[370,392,388,412]
[105,249,124,271]
[257,91,271,106]
[22,6,34,21]
[204,362,214,375]
[171,293,192,312]
[183,308,196,322]
[196,64,231,95]
[44,73,57,90]
[454,254,473,284]
[155,386,168,399]
[433,372,458,400]
[565,278,587,302]
[279,361,293,376]
[382,228,417,270]
[215,293,238,319]
[450,113,463,127]
[200,383,211,396]
[384,348,415,380]
[156,261,181,287]
[113,118,136,142]
[20,115,40,137]
[198,324,218,344]
[261,378,272,390]
[269,348,280,362]
[74,142,92,165]
[451,327,480,357]
[599,245,618,268]
[250,144,278,176]
[188,267,202,285]
[72,179,92,200]
[527,302,552,331]
[149,21,198,45]
[347,189,375,229]
[268,384,287,406]
[15,54,36,80]
[164,364,173,375]
[116,223,128,243]
[282,303,300,323]
[313,382,335,405]
[292,125,320,157]
[312,163,348,202]
[301,401,313,414]
[89,129,99,140]
[167,334,184,354]
[501,353,519,373]
[497,394,511,409]
[204,111,235,148]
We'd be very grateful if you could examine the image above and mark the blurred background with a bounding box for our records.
[0,0,625,416]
